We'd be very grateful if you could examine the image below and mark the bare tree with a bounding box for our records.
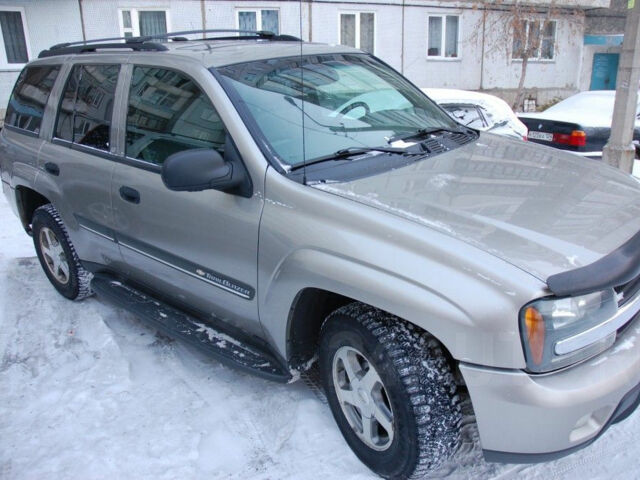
[470,1,582,111]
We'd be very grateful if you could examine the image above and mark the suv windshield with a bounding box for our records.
[216,54,459,167]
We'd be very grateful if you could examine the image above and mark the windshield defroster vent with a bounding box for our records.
[421,138,449,154]
[447,131,476,146]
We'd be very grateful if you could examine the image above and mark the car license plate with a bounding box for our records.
[528,131,553,141]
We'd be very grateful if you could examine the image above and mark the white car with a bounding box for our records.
[422,88,528,140]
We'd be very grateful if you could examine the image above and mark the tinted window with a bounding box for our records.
[126,67,226,165]
[5,65,60,133]
[55,64,120,151]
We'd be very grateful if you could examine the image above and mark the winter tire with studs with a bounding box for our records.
[319,302,461,479]
[32,204,93,300]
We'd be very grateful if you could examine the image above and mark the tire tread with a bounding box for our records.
[324,302,461,479]
[34,204,93,300]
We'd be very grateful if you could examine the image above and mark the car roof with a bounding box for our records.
[33,38,362,68]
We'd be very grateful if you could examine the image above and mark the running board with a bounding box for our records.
[91,274,291,383]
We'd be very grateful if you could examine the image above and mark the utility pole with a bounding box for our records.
[603,0,640,173]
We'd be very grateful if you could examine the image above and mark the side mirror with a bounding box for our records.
[161,148,244,193]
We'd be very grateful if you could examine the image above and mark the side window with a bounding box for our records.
[54,64,120,151]
[5,65,60,134]
[126,66,226,165]
[442,104,487,129]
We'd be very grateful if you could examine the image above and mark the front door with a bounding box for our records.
[590,53,619,90]
[111,65,264,337]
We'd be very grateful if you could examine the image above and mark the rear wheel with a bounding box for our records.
[319,303,461,479]
[32,204,93,300]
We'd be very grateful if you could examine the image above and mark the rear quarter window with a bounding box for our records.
[5,64,60,134]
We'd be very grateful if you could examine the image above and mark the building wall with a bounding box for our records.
[480,10,585,106]
[81,0,202,39]
[0,0,83,115]
[402,5,483,90]
[204,1,306,38]
[0,0,599,116]
[586,0,627,35]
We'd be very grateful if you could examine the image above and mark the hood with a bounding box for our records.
[313,134,640,281]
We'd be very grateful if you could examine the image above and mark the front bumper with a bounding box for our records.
[459,314,640,461]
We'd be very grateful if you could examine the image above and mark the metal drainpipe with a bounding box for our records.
[401,0,405,74]
[77,0,86,41]
[201,0,207,38]
[480,8,486,90]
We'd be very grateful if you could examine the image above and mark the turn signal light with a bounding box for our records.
[524,306,545,365]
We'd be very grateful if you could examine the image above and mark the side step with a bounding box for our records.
[91,274,291,383]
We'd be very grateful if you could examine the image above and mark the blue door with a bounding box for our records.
[590,53,619,90]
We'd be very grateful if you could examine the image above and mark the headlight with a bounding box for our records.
[520,289,618,373]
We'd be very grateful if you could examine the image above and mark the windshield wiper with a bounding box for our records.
[387,127,464,144]
[289,146,418,171]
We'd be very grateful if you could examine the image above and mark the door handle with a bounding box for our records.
[119,186,140,204]
[44,162,60,176]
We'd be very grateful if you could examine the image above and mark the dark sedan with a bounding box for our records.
[519,90,640,159]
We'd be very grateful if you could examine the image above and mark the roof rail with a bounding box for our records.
[38,29,301,58]
[138,28,300,42]
[38,39,168,58]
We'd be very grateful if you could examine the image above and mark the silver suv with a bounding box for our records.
[2,30,640,479]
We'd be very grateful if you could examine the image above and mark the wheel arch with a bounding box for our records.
[15,185,50,234]
[286,287,460,375]
[264,248,480,371]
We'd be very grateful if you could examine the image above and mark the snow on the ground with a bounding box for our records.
[0,193,639,480]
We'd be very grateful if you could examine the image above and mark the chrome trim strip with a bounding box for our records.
[79,223,115,242]
[118,241,252,299]
[555,294,640,355]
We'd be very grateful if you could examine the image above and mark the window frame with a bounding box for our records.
[512,19,557,62]
[426,13,461,60]
[123,64,229,168]
[338,11,376,54]
[235,8,280,34]
[440,103,490,129]
[4,64,61,137]
[0,6,31,70]
[118,8,171,38]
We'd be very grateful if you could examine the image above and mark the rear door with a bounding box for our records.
[110,63,265,337]
[1,65,60,213]
[37,61,124,268]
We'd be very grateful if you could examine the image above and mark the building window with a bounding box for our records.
[0,8,29,67]
[512,20,556,60]
[237,9,279,35]
[339,12,375,54]
[119,9,169,38]
[427,15,459,58]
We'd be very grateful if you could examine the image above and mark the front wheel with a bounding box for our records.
[319,303,461,479]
